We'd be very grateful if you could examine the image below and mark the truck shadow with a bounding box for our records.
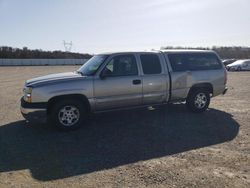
[0,104,239,181]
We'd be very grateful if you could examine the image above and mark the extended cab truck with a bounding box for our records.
[21,50,228,130]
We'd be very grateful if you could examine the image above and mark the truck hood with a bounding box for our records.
[26,72,83,87]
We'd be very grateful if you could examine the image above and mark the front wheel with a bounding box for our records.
[186,89,210,113]
[48,99,86,131]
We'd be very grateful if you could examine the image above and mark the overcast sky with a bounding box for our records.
[0,0,250,53]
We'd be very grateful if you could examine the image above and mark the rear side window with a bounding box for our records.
[168,53,222,72]
[168,54,188,71]
[140,54,162,74]
[187,53,222,70]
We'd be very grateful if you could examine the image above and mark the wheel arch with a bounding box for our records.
[47,94,91,115]
[188,83,213,97]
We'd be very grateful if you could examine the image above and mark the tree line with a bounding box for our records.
[161,46,250,59]
[0,46,92,59]
[1,46,250,59]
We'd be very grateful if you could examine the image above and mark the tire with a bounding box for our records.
[48,99,87,131]
[186,89,210,113]
[237,67,241,71]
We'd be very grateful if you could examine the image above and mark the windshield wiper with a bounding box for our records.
[75,71,84,76]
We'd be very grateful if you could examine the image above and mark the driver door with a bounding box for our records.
[94,54,142,111]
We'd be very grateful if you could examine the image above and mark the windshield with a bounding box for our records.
[77,55,108,76]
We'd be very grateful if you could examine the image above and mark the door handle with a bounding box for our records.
[133,79,141,85]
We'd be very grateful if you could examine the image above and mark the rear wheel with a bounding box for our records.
[186,89,210,113]
[237,66,242,71]
[48,99,86,131]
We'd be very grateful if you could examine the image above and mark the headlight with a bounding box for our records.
[23,86,32,103]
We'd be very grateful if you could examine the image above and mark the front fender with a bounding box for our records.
[31,78,94,103]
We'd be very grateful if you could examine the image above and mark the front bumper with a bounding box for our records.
[20,98,47,122]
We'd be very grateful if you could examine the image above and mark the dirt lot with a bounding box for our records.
[0,66,249,188]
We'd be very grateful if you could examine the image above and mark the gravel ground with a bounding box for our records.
[0,66,249,188]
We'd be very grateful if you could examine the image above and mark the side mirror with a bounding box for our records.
[100,69,107,80]
[99,72,106,80]
[100,68,112,79]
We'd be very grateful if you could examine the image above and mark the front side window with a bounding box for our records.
[102,55,138,77]
[140,54,162,74]
[243,61,250,67]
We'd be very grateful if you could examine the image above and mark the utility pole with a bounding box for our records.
[63,40,73,52]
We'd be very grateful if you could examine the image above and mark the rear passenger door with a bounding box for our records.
[139,53,170,105]
[166,53,192,100]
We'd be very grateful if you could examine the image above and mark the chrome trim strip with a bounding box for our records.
[20,106,46,115]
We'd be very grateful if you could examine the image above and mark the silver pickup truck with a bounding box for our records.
[21,50,227,130]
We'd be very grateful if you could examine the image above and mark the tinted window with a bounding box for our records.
[140,54,162,74]
[168,53,222,72]
[103,55,138,76]
[243,61,250,66]
[187,53,222,70]
[168,54,188,71]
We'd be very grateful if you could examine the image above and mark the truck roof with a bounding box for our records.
[160,49,214,53]
[99,49,214,55]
